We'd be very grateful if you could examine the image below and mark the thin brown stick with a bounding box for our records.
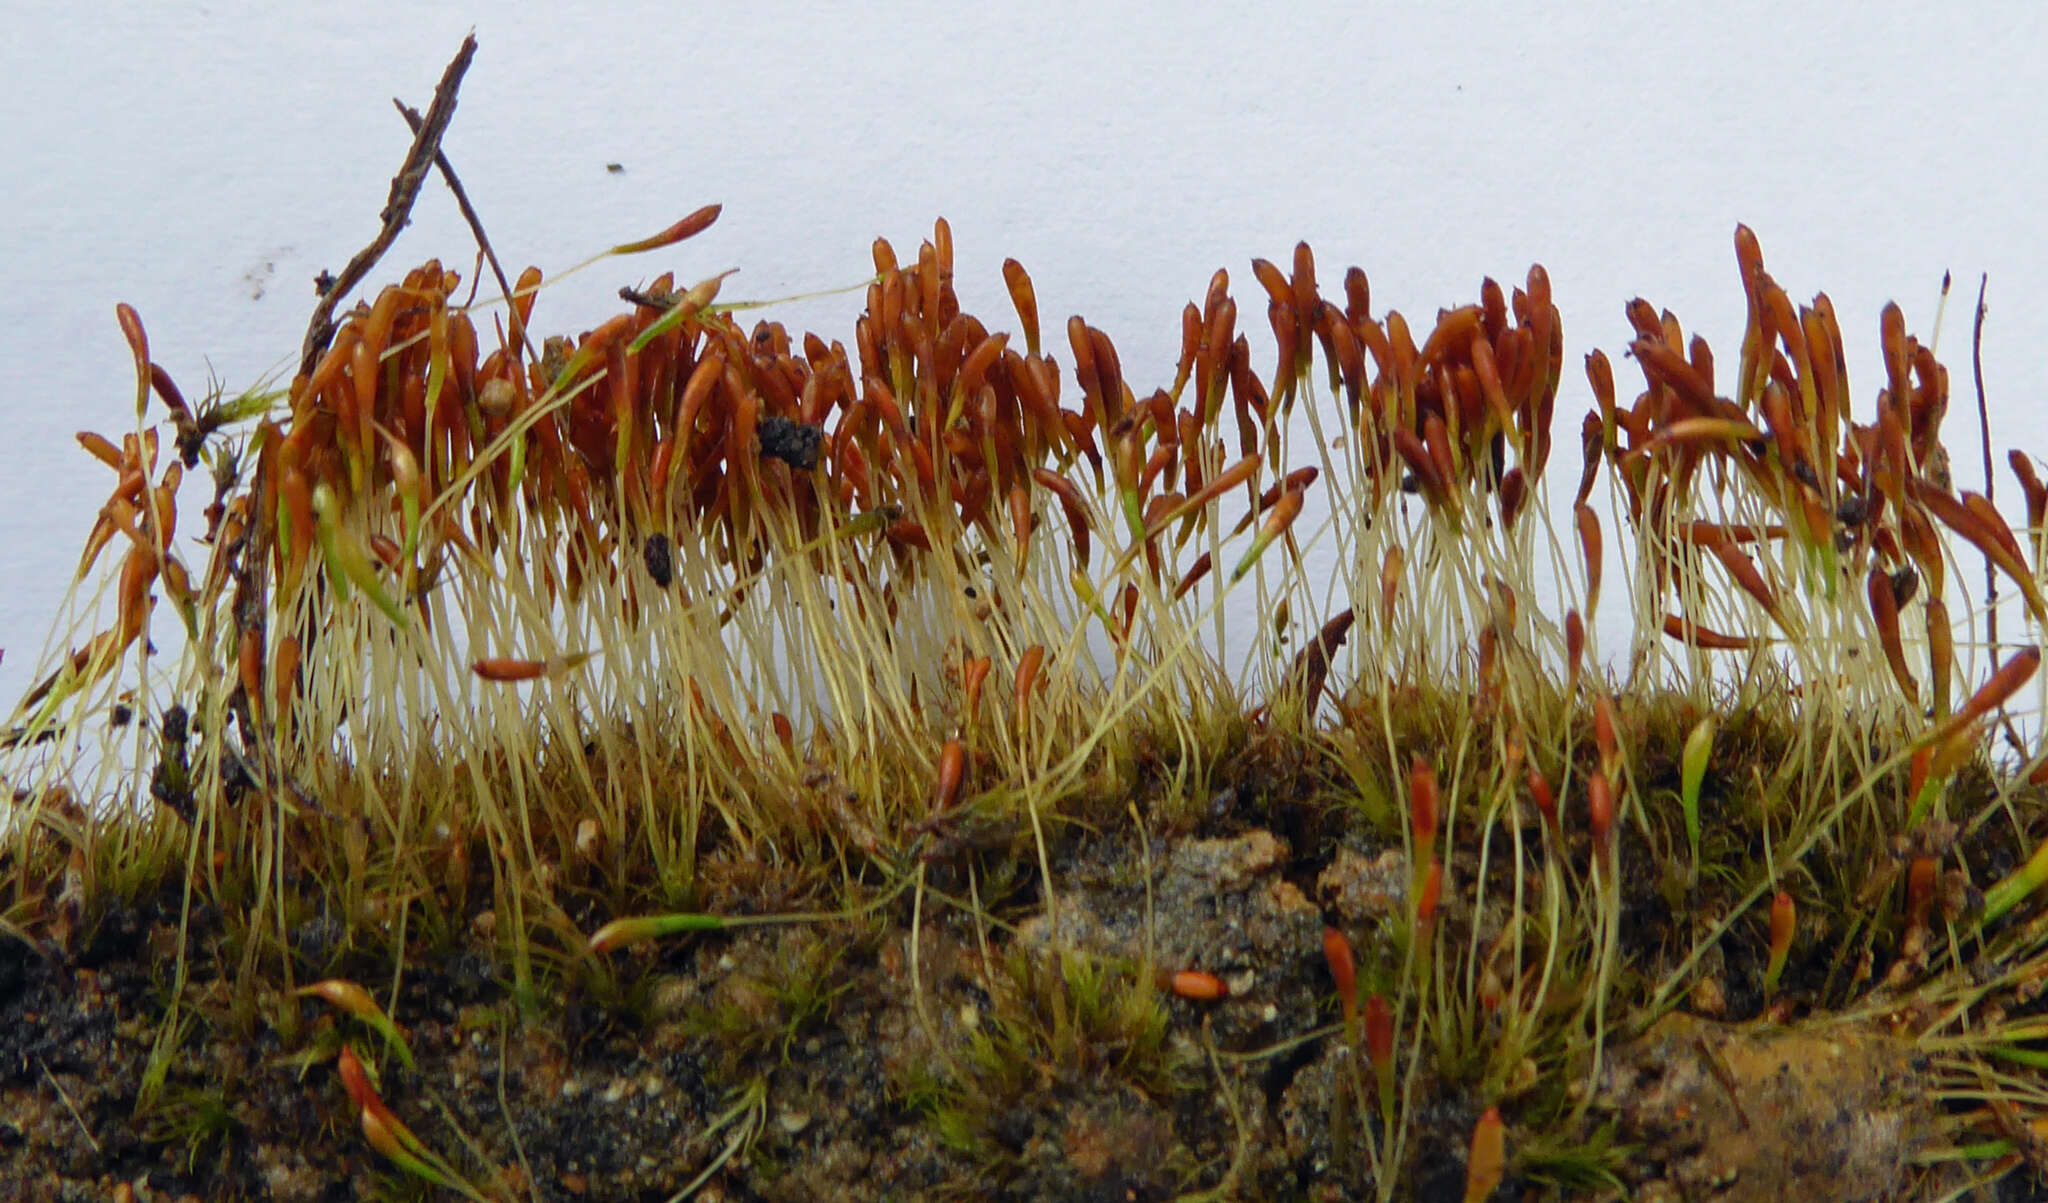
[296,33,478,379]
[40,1059,101,1155]
[1970,274,2025,756]
[394,95,534,368]
[251,34,475,797]
[1973,273,1995,653]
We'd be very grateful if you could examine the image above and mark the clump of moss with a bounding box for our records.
[7,121,2048,1198]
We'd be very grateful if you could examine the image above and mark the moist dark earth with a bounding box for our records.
[2,793,2039,1202]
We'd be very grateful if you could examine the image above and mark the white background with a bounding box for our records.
[3,1,2044,707]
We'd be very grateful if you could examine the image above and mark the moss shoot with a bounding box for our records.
[5,126,2048,1201]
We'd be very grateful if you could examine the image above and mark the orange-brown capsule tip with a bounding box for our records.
[1322,927,1357,1020]
[1418,858,1443,929]
[77,430,125,470]
[1594,695,1618,765]
[1526,766,1557,826]
[238,627,265,708]
[932,737,967,813]
[1165,970,1228,1000]
[1576,504,1603,597]
[1769,890,1795,954]
[1464,1106,1506,1203]
[1958,646,2040,728]
[1907,743,1933,801]
[116,302,148,360]
[1905,855,1937,928]
[1013,644,1046,725]
[336,1044,376,1110]
[1588,770,1614,853]
[1409,756,1440,861]
[472,657,547,682]
[611,203,722,255]
[961,656,993,718]
[1363,993,1393,1063]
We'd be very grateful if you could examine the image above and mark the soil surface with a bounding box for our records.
[0,815,2029,1202]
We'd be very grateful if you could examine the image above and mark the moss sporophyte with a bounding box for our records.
[10,57,2048,1202]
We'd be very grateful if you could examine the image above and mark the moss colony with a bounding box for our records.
[8,150,2048,1200]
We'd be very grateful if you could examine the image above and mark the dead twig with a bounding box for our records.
[394,94,534,369]
[1692,1034,1752,1131]
[1974,273,1995,653]
[296,33,478,379]
[497,1012,540,1203]
[1969,275,2026,757]
[248,35,477,807]
[40,1059,101,1156]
